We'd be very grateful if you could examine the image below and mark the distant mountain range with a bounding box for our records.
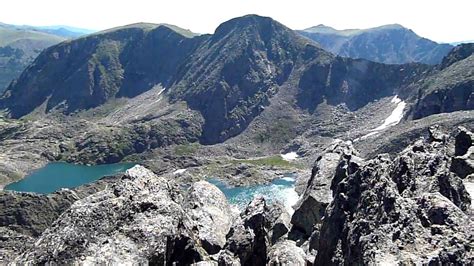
[29,25,95,38]
[298,24,454,65]
[450,40,474,46]
[0,23,94,93]
[0,22,94,38]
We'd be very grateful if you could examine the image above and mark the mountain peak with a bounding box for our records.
[372,23,406,31]
[213,14,277,36]
[304,24,337,33]
[94,22,197,38]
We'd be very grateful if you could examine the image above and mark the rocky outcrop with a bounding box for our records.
[184,181,232,254]
[7,166,293,265]
[267,240,306,266]
[0,227,35,262]
[12,166,208,264]
[313,128,473,265]
[451,126,474,178]
[224,197,290,265]
[290,140,361,239]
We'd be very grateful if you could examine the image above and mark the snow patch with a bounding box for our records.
[390,95,402,104]
[356,96,406,141]
[154,88,166,103]
[281,152,299,161]
[373,96,406,131]
[173,169,187,175]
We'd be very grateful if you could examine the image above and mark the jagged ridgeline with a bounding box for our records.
[1,15,472,146]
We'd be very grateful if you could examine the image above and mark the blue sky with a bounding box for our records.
[1,0,473,43]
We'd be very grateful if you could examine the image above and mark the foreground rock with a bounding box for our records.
[451,126,474,179]
[223,197,291,265]
[184,181,232,254]
[313,128,473,264]
[267,240,305,266]
[290,140,361,240]
[13,166,212,264]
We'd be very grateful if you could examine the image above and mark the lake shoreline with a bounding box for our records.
[3,161,136,194]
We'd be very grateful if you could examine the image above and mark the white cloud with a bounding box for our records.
[1,0,472,43]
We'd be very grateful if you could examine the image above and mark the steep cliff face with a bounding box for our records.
[297,58,428,112]
[291,126,473,265]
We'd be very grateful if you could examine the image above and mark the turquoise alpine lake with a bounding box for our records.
[5,162,299,213]
[5,162,136,194]
[208,174,299,213]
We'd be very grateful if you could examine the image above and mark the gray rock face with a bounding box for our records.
[266,201,291,245]
[408,45,474,121]
[314,129,473,265]
[0,227,34,262]
[215,250,241,266]
[225,197,269,265]
[267,240,306,266]
[0,190,80,237]
[451,126,474,179]
[184,180,232,254]
[224,197,291,265]
[290,140,361,239]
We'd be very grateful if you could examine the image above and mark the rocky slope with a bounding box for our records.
[298,24,453,64]
[1,126,472,264]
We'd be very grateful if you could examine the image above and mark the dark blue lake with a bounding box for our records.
[5,162,135,194]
